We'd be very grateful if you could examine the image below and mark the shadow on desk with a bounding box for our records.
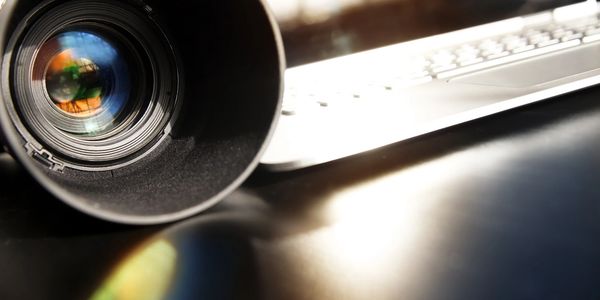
[2,86,600,299]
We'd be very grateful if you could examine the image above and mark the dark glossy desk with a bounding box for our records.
[2,86,600,300]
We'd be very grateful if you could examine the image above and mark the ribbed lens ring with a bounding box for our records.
[7,0,180,168]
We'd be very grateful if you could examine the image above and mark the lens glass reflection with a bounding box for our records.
[38,31,132,136]
[46,50,104,117]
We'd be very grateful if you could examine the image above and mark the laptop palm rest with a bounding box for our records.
[449,42,600,88]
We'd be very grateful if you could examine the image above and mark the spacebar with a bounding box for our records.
[436,39,581,79]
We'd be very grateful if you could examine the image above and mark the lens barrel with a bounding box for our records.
[0,0,284,224]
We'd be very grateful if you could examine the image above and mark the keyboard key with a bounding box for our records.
[486,51,510,59]
[500,35,520,43]
[524,29,542,38]
[459,57,484,67]
[583,34,600,43]
[537,39,560,47]
[478,40,502,52]
[529,34,551,44]
[560,33,582,42]
[584,27,600,37]
[456,44,479,51]
[482,47,506,57]
[505,39,528,51]
[512,44,536,53]
[551,29,567,39]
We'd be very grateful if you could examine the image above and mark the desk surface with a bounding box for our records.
[2,86,600,300]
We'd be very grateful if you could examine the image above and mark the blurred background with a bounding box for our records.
[265,0,578,66]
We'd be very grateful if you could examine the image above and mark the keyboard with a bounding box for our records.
[262,15,600,170]
[283,17,600,116]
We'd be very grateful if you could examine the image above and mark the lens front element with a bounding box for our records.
[46,51,103,116]
[39,31,131,137]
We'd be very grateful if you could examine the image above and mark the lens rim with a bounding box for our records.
[3,0,182,170]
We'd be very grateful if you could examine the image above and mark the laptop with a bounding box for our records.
[261,0,600,171]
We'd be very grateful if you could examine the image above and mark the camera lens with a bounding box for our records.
[5,0,182,168]
[1,0,284,223]
[39,31,131,137]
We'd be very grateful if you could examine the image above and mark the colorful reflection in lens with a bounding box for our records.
[45,49,104,117]
[36,31,132,136]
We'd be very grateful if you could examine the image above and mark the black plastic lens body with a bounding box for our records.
[0,0,284,224]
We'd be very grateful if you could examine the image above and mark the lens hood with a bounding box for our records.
[0,0,284,224]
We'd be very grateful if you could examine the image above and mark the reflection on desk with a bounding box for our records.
[2,87,600,299]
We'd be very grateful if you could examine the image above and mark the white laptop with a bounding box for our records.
[261,0,600,170]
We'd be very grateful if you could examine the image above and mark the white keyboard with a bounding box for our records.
[262,15,600,170]
[283,17,600,116]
